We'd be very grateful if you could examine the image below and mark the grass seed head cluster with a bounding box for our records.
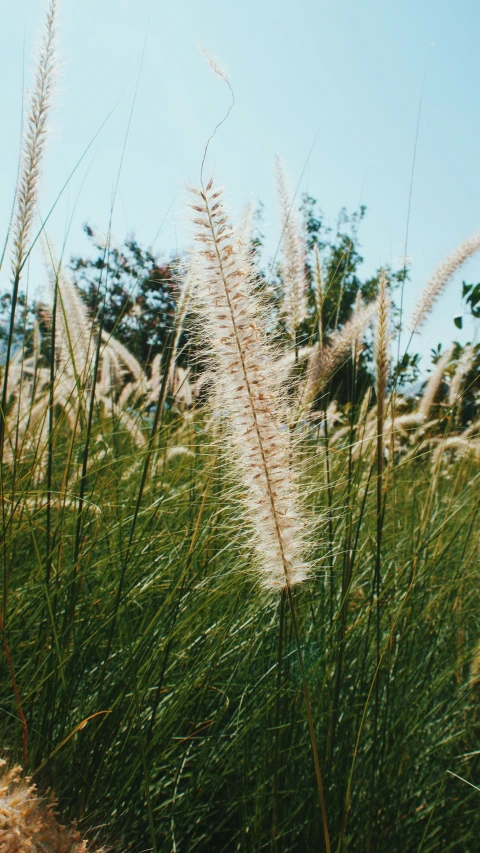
[188,180,311,590]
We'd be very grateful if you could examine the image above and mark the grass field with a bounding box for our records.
[1,403,479,851]
[1,2,480,851]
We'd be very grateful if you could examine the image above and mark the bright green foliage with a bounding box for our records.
[69,226,181,366]
[1,401,479,852]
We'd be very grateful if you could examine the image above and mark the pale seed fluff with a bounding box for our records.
[11,0,57,280]
[0,759,104,852]
[293,297,378,423]
[448,345,473,408]
[275,157,308,342]
[410,229,480,331]
[374,270,391,417]
[419,347,452,418]
[188,179,311,590]
[50,258,94,385]
[313,244,324,340]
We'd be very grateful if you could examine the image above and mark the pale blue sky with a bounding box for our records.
[2,0,480,366]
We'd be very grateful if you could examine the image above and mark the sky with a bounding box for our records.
[2,0,480,369]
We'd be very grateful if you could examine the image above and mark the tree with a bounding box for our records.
[69,225,183,366]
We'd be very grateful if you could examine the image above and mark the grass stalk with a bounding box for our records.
[287,585,331,853]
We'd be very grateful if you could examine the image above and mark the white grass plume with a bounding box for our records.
[352,289,364,365]
[188,179,311,590]
[419,347,452,418]
[168,271,194,380]
[275,157,308,343]
[1,0,58,456]
[51,257,94,384]
[11,0,58,281]
[292,297,378,422]
[199,45,229,83]
[431,430,480,467]
[98,346,120,398]
[101,330,148,409]
[274,345,313,386]
[5,247,150,474]
[410,229,480,331]
[237,201,255,252]
[146,271,193,406]
[313,243,324,341]
[101,330,144,385]
[374,270,390,421]
[448,345,473,408]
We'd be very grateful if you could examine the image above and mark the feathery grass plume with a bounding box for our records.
[374,270,391,425]
[419,347,452,418]
[292,297,378,423]
[448,345,473,408]
[273,345,313,387]
[199,45,229,84]
[1,0,58,454]
[98,347,118,399]
[3,359,50,471]
[10,0,57,281]
[348,398,432,461]
[49,257,147,414]
[352,288,365,365]
[53,262,94,387]
[2,250,147,464]
[101,331,148,409]
[141,270,194,413]
[313,243,324,342]
[102,331,144,388]
[42,248,98,445]
[188,180,331,849]
[187,179,311,590]
[431,431,480,467]
[384,410,426,435]
[146,352,165,407]
[0,759,104,852]
[237,200,255,251]
[275,156,308,346]
[167,271,194,383]
[410,229,480,331]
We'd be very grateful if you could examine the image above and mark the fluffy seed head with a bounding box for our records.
[448,345,473,408]
[293,297,378,422]
[0,759,104,851]
[419,348,452,418]
[275,157,308,341]
[50,259,94,383]
[410,230,480,331]
[188,179,312,590]
[313,243,324,343]
[11,0,58,281]
[374,270,391,415]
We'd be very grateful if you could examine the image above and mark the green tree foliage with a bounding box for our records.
[70,225,182,365]
[302,195,369,334]
[268,193,415,402]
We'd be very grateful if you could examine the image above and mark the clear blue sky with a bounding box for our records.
[2,0,480,366]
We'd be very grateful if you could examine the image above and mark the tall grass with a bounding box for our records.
[1,3,480,852]
[1,401,479,851]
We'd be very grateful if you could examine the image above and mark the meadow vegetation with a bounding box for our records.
[1,3,480,851]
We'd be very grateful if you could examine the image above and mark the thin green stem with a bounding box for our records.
[287,585,331,853]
